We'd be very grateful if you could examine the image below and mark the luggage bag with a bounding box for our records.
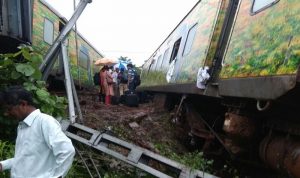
[125,93,139,107]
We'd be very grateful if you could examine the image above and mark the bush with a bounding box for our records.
[0,45,67,140]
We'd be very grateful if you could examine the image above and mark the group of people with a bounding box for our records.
[98,63,138,105]
[0,65,139,177]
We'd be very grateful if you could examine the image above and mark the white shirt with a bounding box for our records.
[112,71,118,83]
[0,109,75,178]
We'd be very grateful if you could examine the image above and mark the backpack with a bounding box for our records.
[93,72,100,85]
[120,71,128,83]
[134,71,141,86]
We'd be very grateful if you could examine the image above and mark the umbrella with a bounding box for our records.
[94,57,118,66]
[114,61,127,70]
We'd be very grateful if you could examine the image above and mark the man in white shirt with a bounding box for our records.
[0,86,75,178]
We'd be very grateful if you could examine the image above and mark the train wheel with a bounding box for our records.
[169,100,214,151]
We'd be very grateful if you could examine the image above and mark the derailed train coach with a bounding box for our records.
[0,0,104,86]
[140,0,300,176]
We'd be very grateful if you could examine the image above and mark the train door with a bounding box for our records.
[0,0,32,53]
[57,20,67,76]
[166,38,181,83]
[161,48,170,70]
[21,0,32,43]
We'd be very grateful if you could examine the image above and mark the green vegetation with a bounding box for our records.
[155,143,214,174]
[0,141,14,177]
[0,45,67,119]
[141,70,168,86]
[0,45,71,172]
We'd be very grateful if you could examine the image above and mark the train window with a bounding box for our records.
[79,46,89,69]
[162,48,170,68]
[251,0,279,15]
[150,58,157,71]
[169,38,182,63]
[147,58,155,74]
[43,18,54,45]
[182,24,198,56]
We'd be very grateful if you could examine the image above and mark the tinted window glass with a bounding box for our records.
[155,55,162,70]
[170,38,181,63]
[79,46,89,69]
[148,58,155,73]
[183,24,197,56]
[251,0,278,14]
[150,58,157,71]
[43,18,54,45]
[162,48,170,68]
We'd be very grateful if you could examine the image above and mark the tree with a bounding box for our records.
[0,45,67,140]
[118,56,131,64]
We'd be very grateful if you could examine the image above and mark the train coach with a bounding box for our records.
[0,0,103,86]
[139,0,300,176]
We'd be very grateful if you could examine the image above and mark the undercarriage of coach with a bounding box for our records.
[0,36,27,54]
[166,88,300,177]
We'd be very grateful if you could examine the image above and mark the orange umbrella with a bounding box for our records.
[94,57,118,66]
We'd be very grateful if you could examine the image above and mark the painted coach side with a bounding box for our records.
[218,0,300,99]
[33,0,104,86]
[1,0,104,86]
[141,0,229,88]
[221,0,300,78]
[141,0,300,99]
[139,1,300,176]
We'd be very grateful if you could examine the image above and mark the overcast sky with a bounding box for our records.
[45,0,198,66]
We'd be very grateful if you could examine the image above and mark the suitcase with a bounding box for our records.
[137,91,149,104]
[124,90,136,95]
[125,93,139,107]
[119,95,126,104]
[111,96,120,105]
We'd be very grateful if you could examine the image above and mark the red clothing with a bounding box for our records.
[100,70,114,96]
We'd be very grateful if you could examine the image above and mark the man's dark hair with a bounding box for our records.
[127,63,133,68]
[102,65,109,70]
[2,86,34,106]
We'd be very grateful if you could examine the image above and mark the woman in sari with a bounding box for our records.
[100,65,114,105]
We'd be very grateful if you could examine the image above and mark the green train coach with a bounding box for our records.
[0,0,103,86]
[140,0,300,176]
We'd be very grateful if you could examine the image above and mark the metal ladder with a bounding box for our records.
[61,120,219,178]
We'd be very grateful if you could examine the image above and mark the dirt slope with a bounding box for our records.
[77,90,188,155]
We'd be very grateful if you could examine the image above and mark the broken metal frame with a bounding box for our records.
[75,144,102,178]
[61,121,219,178]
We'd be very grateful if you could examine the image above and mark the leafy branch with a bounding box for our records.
[0,45,67,139]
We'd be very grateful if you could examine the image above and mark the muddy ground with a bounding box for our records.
[72,89,197,177]
[74,90,281,178]
[77,90,188,154]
